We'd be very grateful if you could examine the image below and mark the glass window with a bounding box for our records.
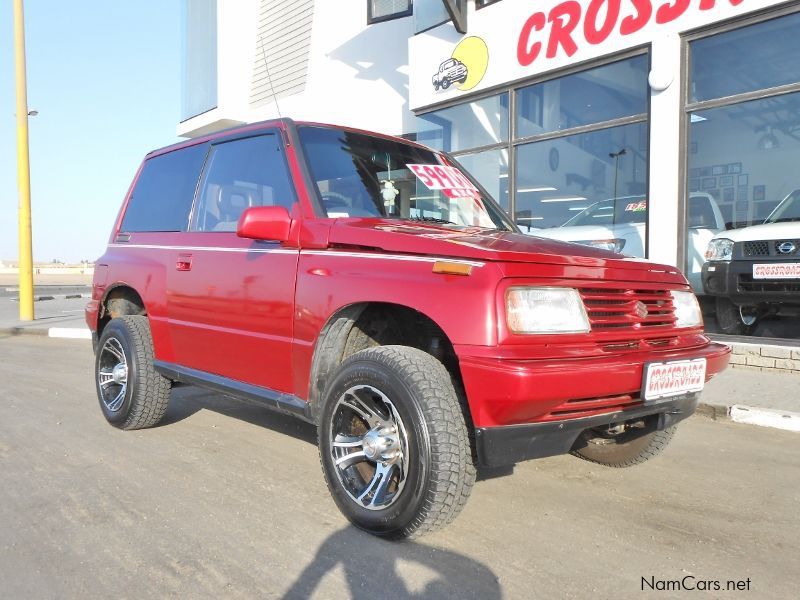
[414,93,509,152]
[121,145,208,233]
[514,122,649,257]
[181,0,217,120]
[191,134,297,232]
[690,12,800,103]
[368,0,412,24]
[454,149,510,212]
[687,14,800,341]
[298,126,513,230]
[414,0,450,33]
[516,56,649,139]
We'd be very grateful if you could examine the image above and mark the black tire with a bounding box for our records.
[318,345,475,539]
[433,81,440,91]
[441,78,451,89]
[570,421,676,468]
[94,316,171,430]
[715,296,758,335]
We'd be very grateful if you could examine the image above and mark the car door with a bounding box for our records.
[166,131,300,393]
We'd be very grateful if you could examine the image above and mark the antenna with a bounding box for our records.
[258,33,282,118]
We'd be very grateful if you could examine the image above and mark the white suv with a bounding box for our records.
[703,189,800,334]
[532,193,724,293]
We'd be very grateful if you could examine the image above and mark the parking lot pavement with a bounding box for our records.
[0,295,89,335]
[1,335,798,599]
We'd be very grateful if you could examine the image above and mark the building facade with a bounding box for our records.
[180,0,800,341]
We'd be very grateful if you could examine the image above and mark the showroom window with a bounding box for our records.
[685,9,800,339]
[411,53,650,256]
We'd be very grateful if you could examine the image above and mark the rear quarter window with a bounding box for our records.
[121,144,208,232]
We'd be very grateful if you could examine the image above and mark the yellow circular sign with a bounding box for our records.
[451,37,489,91]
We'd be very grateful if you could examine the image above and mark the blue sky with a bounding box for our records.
[0,2,182,263]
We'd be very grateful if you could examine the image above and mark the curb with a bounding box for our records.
[696,401,800,432]
[8,293,91,302]
[0,326,91,340]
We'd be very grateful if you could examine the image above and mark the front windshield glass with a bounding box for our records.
[765,190,800,223]
[563,196,647,226]
[298,126,513,231]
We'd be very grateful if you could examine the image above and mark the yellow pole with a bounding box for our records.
[14,0,34,321]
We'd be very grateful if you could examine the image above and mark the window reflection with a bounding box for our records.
[414,93,509,152]
[690,12,800,103]
[454,149,509,211]
[515,123,649,257]
[516,56,649,139]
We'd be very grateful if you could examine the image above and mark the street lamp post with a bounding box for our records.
[608,148,627,202]
[13,0,34,321]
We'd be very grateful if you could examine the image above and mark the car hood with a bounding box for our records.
[326,218,680,274]
[712,221,800,242]
[534,223,642,241]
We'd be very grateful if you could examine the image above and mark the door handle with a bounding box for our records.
[176,254,193,271]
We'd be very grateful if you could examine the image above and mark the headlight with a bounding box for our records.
[506,287,590,334]
[705,238,733,261]
[670,290,703,328]
[574,238,626,253]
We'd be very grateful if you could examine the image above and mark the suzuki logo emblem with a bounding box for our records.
[777,241,796,254]
[634,301,649,319]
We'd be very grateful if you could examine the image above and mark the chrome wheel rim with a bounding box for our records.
[329,385,409,511]
[97,337,128,412]
[739,306,759,327]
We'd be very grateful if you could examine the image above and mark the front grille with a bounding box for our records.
[580,288,676,331]
[740,239,800,258]
[738,274,800,293]
[743,241,770,256]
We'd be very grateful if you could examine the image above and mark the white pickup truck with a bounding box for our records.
[702,189,800,334]
[531,193,725,293]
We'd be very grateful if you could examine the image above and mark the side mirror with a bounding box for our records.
[237,206,292,242]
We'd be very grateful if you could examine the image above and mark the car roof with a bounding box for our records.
[146,118,432,160]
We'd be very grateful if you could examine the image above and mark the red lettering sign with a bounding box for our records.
[517,0,748,64]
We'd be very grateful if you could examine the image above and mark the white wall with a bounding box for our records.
[178,1,415,138]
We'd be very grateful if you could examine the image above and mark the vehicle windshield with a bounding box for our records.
[298,125,514,231]
[562,196,647,227]
[764,190,800,223]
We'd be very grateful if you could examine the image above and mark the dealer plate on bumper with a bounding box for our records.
[753,263,800,279]
[643,358,706,403]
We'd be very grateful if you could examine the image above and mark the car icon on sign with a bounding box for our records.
[432,58,468,90]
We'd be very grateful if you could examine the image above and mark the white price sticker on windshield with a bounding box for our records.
[407,164,479,199]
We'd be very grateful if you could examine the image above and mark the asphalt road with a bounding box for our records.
[1,336,798,599]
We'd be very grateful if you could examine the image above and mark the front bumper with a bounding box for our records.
[702,260,800,305]
[457,341,730,428]
[475,393,697,467]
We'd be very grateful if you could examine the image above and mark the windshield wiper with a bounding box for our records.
[405,216,458,225]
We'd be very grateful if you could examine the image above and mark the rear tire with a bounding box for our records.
[318,345,475,539]
[94,316,171,430]
[571,421,676,468]
[715,296,758,335]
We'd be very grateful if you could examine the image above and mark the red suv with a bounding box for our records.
[87,119,730,539]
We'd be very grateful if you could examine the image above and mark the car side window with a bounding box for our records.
[120,144,208,232]
[190,133,297,232]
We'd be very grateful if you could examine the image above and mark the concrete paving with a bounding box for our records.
[0,336,797,599]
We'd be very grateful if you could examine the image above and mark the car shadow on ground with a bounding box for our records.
[159,384,318,445]
[282,526,502,600]
[160,384,516,480]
